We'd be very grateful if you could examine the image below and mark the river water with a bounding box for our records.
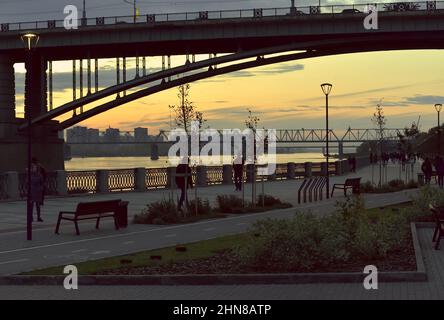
[65,152,338,171]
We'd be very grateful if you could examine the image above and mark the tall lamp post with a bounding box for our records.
[123,0,137,23]
[435,103,442,156]
[21,33,39,241]
[321,83,332,199]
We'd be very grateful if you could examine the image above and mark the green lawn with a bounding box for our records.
[23,233,250,276]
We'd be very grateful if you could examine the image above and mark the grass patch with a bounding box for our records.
[23,233,250,276]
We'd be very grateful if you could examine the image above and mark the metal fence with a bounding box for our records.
[1,1,443,32]
[66,170,97,194]
[145,168,168,189]
[206,166,224,185]
[109,169,135,192]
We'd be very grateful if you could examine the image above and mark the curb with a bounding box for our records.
[0,224,428,286]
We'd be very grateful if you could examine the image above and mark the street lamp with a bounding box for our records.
[321,83,332,199]
[123,0,137,23]
[21,32,39,241]
[435,103,442,155]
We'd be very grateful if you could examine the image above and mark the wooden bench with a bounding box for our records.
[55,199,125,235]
[331,177,361,197]
[430,204,444,250]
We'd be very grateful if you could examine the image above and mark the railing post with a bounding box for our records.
[97,170,109,193]
[246,164,255,182]
[334,161,342,176]
[135,167,146,192]
[321,162,328,176]
[287,162,296,179]
[5,172,19,199]
[196,166,208,187]
[166,167,176,189]
[223,164,233,185]
[304,162,312,178]
[56,170,68,196]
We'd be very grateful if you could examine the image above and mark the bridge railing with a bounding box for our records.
[1,2,443,32]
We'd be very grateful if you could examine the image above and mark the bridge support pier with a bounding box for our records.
[0,54,64,173]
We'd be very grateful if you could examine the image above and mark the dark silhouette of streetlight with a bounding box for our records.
[321,83,332,199]
[21,32,39,241]
[123,0,137,23]
[436,103,442,155]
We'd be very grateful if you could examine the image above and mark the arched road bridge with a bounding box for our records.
[0,1,442,171]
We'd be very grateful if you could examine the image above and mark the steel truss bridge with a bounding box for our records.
[69,128,402,144]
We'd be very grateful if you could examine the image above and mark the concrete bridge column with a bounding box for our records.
[25,53,47,119]
[0,55,16,138]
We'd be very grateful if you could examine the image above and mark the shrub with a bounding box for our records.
[133,199,179,224]
[388,179,405,188]
[186,198,212,216]
[217,195,243,213]
[360,181,374,193]
[237,195,410,270]
[411,185,444,213]
[256,195,282,207]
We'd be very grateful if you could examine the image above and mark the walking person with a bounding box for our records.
[29,159,45,222]
[435,156,444,188]
[422,157,433,185]
[233,155,244,191]
[175,157,193,211]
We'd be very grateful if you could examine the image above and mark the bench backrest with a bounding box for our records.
[75,200,122,216]
[345,178,361,186]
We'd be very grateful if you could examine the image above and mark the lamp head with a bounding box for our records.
[21,33,39,51]
[435,103,443,113]
[321,83,333,96]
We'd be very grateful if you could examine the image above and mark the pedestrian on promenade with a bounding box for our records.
[175,157,193,211]
[422,157,433,185]
[434,156,444,188]
[233,155,244,191]
[29,158,45,222]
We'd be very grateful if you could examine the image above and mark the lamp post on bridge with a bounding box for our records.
[21,33,39,241]
[123,0,137,23]
[435,103,442,156]
[321,83,332,199]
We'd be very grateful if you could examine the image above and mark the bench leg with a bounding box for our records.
[74,221,80,236]
[55,214,62,235]
[331,188,335,198]
[95,217,101,229]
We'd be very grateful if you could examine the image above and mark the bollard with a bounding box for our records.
[55,170,68,196]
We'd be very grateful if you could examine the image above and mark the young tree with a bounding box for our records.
[371,103,387,186]
[169,84,206,134]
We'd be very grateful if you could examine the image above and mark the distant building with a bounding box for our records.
[87,128,100,143]
[134,127,148,142]
[104,127,120,143]
[66,126,88,143]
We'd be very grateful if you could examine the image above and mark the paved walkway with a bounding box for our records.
[0,163,421,275]
[0,227,443,300]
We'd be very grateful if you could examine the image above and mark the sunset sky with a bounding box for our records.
[5,0,444,134]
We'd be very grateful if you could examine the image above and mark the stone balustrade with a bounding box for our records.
[0,158,367,200]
